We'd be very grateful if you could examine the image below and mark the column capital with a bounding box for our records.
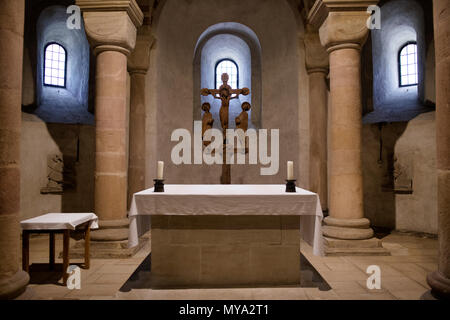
[308,0,379,53]
[304,27,329,74]
[128,29,155,74]
[76,0,144,56]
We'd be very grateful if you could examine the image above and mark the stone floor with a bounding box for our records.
[16,232,438,300]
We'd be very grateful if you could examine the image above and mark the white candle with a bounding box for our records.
[287,161,294,180]
[157,161,164,180]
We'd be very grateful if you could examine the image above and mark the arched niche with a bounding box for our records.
[193,22,262,130]
[367,0,429,123]
[35,5,92,124]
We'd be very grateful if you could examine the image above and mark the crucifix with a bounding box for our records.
[201,73,250,184]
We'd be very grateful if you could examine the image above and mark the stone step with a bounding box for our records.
[61,232,151,259]
[324,247,391,256]
[67,245,143,259]
[72,239,129,250]
[61,234,150,259]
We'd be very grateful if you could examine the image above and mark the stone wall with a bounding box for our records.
[147,0,305,185]
[20,114,95,220]
[362,112,437,234]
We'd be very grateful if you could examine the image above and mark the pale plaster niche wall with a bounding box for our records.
[193,22,261,130]
[34,5,93,124]
[149,0,302,185]
[362,112,437,234]
[20,114,95,220]
[366,0,431,123]
[198,33,254,130]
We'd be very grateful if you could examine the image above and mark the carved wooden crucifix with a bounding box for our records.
[201,73,250,184]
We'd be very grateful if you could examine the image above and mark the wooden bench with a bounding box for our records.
[20,213,98,285]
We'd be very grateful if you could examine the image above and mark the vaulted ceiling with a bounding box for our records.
[139,0,316,29]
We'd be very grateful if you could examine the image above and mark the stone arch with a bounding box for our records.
[35,5,92,124]
[151,0,300,184]
[193,22,263,129]
[368,0,427,122]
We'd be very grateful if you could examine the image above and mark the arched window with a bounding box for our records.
[215,59,238,89]
[44,43,67,87]
[399,42,418,87]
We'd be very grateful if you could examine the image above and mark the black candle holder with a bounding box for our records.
[153,179,165,192]
[286,180,297,193]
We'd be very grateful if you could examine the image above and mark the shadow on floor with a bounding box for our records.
[119,253,331,292]
[27,262,85,286]
[28,263,64,285]
[372,226,393,239]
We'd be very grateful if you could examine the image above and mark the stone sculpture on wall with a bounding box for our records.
[235,102,251,132]
[393,155,413,194]
[40,154,76,194]
[235,102,251,153]
[201,102,214,146]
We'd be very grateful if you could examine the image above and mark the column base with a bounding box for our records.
[0,270,30,299]
[427,271,450,300]
[323,237,390,256]
[322,217,390,256]
[91,219,130,242]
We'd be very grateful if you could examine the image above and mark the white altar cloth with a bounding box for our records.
[128,185,324,256]
[20,213,99,230]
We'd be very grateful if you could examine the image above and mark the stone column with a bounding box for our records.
[77,1,143,252]
[315,1,388,255]
[0,0,30,298]
[127,31,153,208]
[305,29,329,211]
[427,0,450,299]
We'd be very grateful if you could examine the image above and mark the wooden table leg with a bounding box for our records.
[49,232,55,270]
[62,230,70,286]
[84,225,90,269]
[22,231,29,273]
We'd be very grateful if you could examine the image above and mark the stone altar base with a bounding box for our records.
[150,215,301,288]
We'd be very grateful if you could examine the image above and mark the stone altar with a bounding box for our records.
[128,184,324,288]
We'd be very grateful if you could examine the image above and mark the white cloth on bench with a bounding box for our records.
[20,213,99,231]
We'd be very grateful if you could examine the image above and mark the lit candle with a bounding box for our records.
[287,161,294,180]
[157,161,164,180]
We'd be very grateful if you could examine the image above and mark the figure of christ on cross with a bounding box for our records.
[201,73,250,184]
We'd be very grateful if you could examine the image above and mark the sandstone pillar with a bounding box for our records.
[305,29,329,211]
[0,0,30,298]
[427,0,450,299]
[313,0,388,255]
[127,31,153,208]
[77,0,143,251]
